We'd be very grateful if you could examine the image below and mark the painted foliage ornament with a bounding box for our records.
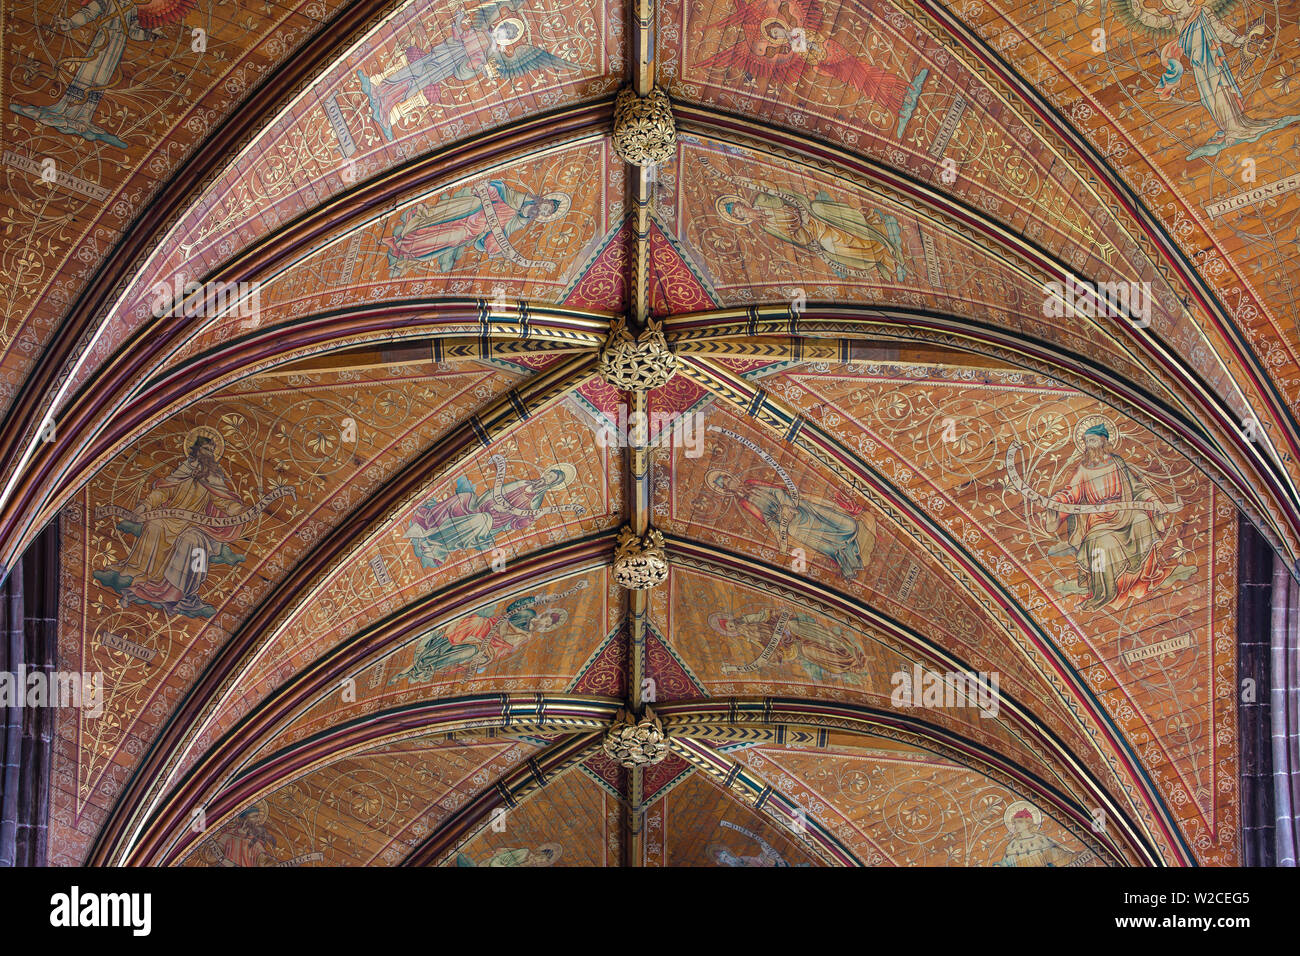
[598,316,678,391]
[612,85,676,167]
[613,526,669,590]
[603,707,670,768]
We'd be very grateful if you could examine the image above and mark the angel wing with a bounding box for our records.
[696,40,808,84]
[697,0,832,85]
[1113,0,1245,40]
[488,44,579,79]
[135,0,199,29]
[817,38,907,110]
[1112,0,1178,38]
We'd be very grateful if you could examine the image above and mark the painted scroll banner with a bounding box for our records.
[95,485,296,529]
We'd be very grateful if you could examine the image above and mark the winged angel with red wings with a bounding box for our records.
[9,0,197,149]
[697,0,926,125]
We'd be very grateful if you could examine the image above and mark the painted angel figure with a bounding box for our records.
[708,607,868,683]
[381,179,571,275]
[389,594,569,684]
[358,2,579,141]
[705,469,877,579]
[697,0,927,122]
[9,0,196,149]
[403,457,582,569]
[1117,0,1300,158]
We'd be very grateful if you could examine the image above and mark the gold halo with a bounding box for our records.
[715,194,751,225]
[543,462,577,489]
[184,425,224,460]
[1073,414,1118,452]
[539,608,568,631]
[705,469,736,496]
[1003,800,1041,831]
[493,17,527,48]
[532,191,571,223]
[707,611,735,632]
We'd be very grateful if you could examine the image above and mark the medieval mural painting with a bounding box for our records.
[92,426,296,619]
[8,0,197,149]
[12,0,1283,875]
[706,606,869,683]
[698,156,908,283]
[695,0,927,131]
[357,2,581,141]
[703,465,877,579]
[707,820,804,866]
[1004,414,1193,611]
[403,454,585,569]
[993,802,1086,868]
[179,736,540,867]
[454,843,564,866]
[381,179,573,276]
[731,361,1234,862]
[390,580,588,683]
[197,804,281,868]
[734,743,1103,866]
[1115,0,1297,159]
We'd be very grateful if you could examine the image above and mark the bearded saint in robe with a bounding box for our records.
[1044,423,1177,610]
[94,432,246,618]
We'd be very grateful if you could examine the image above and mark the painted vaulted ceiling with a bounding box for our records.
[2,0,1292,865]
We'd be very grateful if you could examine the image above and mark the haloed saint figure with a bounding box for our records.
[993,803,1080,867]
[712,183,907,283]
[94,428,244,618]
[403,457,583,569]
[708,607,867,683]
[357,3,577,141]
[706,469,876,579]
[93,426,294,619]
[390,580,586,684]
[390,598,568,683]
[1041,419,1185,611]
[381,180,571,275]
[1118,0,1300,158]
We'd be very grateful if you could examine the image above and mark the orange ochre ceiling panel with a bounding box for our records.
[19,0,1264,869]
[54,0,626,402]
[170,139,629,365]
[657,135,1167,400]
[155,389,622,796]
[0,0,353,415]
[645,768,825,866]
[441,761,622,866]
[50,358,533,864]
[959,0,1300,415]
[645,357,1238,863]
[648,563,1097,810]
[764,360,1239,863]
[179,733,543,866]
[247,565,621,761]
[651,393,1137,813]
[733,740,1107,866]
[658,0,1259,423]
